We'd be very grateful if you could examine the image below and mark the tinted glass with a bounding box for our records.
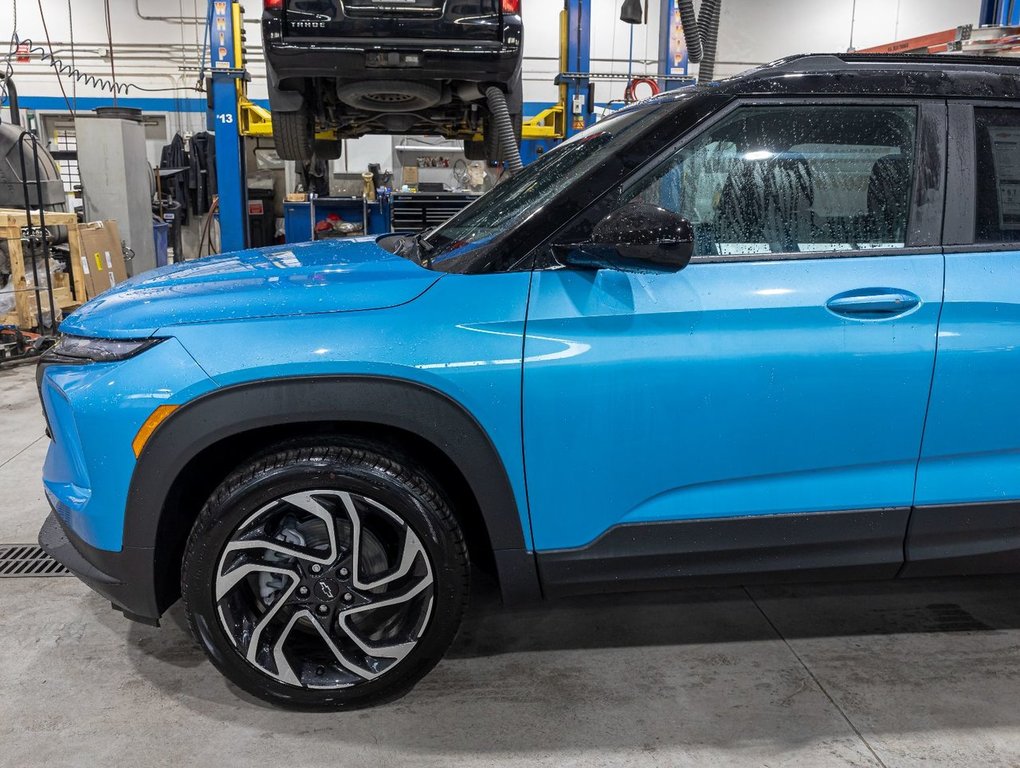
[975,108,1020,243]
[626,105,917,258]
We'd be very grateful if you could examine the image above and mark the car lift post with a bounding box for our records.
[519,1,588,161]
[209,0,249,252]
[563,0,593,138]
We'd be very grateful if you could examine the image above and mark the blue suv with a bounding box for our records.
[38,54,1020,709]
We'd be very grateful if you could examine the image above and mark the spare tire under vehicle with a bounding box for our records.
[337,81,443,114]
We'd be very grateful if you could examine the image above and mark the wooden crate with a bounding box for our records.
[0,209,79,228]
[0,208,85,330]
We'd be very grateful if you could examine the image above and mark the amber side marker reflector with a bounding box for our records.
[132,405,179,458]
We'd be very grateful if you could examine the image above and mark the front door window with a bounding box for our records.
[627,105,917,258]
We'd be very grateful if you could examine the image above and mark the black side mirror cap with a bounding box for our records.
[553,202,695,273]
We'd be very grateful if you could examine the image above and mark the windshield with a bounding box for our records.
[423,105,659,272]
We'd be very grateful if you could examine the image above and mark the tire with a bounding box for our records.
[273,109,314,162]
[181,442,469,711]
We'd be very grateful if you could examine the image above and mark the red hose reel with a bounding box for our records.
[624,76,661,103]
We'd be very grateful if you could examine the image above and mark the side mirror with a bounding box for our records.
[553,202,695,273]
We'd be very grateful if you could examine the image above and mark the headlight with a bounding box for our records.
[46,335,164,363]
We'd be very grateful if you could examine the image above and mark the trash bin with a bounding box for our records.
[152,218,169,268]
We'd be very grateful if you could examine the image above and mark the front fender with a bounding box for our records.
[126,375,541,610]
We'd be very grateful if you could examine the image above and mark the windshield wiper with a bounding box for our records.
[393,231,434,268]
[413,232,435,268]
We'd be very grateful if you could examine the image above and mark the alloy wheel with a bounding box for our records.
[214,489,435,689]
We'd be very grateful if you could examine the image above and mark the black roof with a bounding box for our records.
[649,53,1020,103]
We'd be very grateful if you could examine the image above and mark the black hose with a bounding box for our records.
[677,0,703,64]
[17,133,57,330]
[698,0,722,82]
[0,76,20,126]
[485,86,523,175]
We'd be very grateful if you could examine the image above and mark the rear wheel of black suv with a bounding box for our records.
[181,443,469,710]
[272,108,314,162]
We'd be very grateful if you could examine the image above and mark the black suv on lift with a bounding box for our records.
[262,0,524,162]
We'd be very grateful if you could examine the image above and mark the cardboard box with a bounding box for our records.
[74,221,128,299]
[401,166,419,188]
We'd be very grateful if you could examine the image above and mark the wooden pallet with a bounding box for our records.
[1,209,85,330]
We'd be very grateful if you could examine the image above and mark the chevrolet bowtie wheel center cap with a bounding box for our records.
[313,577,342,602]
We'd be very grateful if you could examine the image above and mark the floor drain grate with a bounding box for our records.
[0,545,71,577]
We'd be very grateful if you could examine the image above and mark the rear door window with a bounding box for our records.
[975,108,1020,243]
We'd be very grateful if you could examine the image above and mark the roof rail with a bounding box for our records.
[766,54,853,72]
[760,52,1020,74]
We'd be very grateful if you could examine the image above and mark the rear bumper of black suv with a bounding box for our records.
[265,38,523,92]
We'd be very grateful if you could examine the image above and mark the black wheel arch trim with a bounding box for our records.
[125,375,541,612]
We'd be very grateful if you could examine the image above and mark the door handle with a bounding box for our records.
[826,288,921,319]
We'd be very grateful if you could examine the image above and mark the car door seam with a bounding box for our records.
[518,268,541,558]
[901,99,951,575]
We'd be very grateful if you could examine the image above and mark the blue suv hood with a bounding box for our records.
[60,238,442,338]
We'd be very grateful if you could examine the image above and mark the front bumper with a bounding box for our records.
[36,336,217,624]
[37,336,214,552]
[39,509,160,624]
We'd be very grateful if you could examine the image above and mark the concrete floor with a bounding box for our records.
[4,364,1020,767]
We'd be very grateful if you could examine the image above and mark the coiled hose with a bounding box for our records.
[624,77,662,103]
[7,34,131,96]
[697,0,723,82]
[485,86,523,175]
[5,34,177,97]
[677,0,703,64]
